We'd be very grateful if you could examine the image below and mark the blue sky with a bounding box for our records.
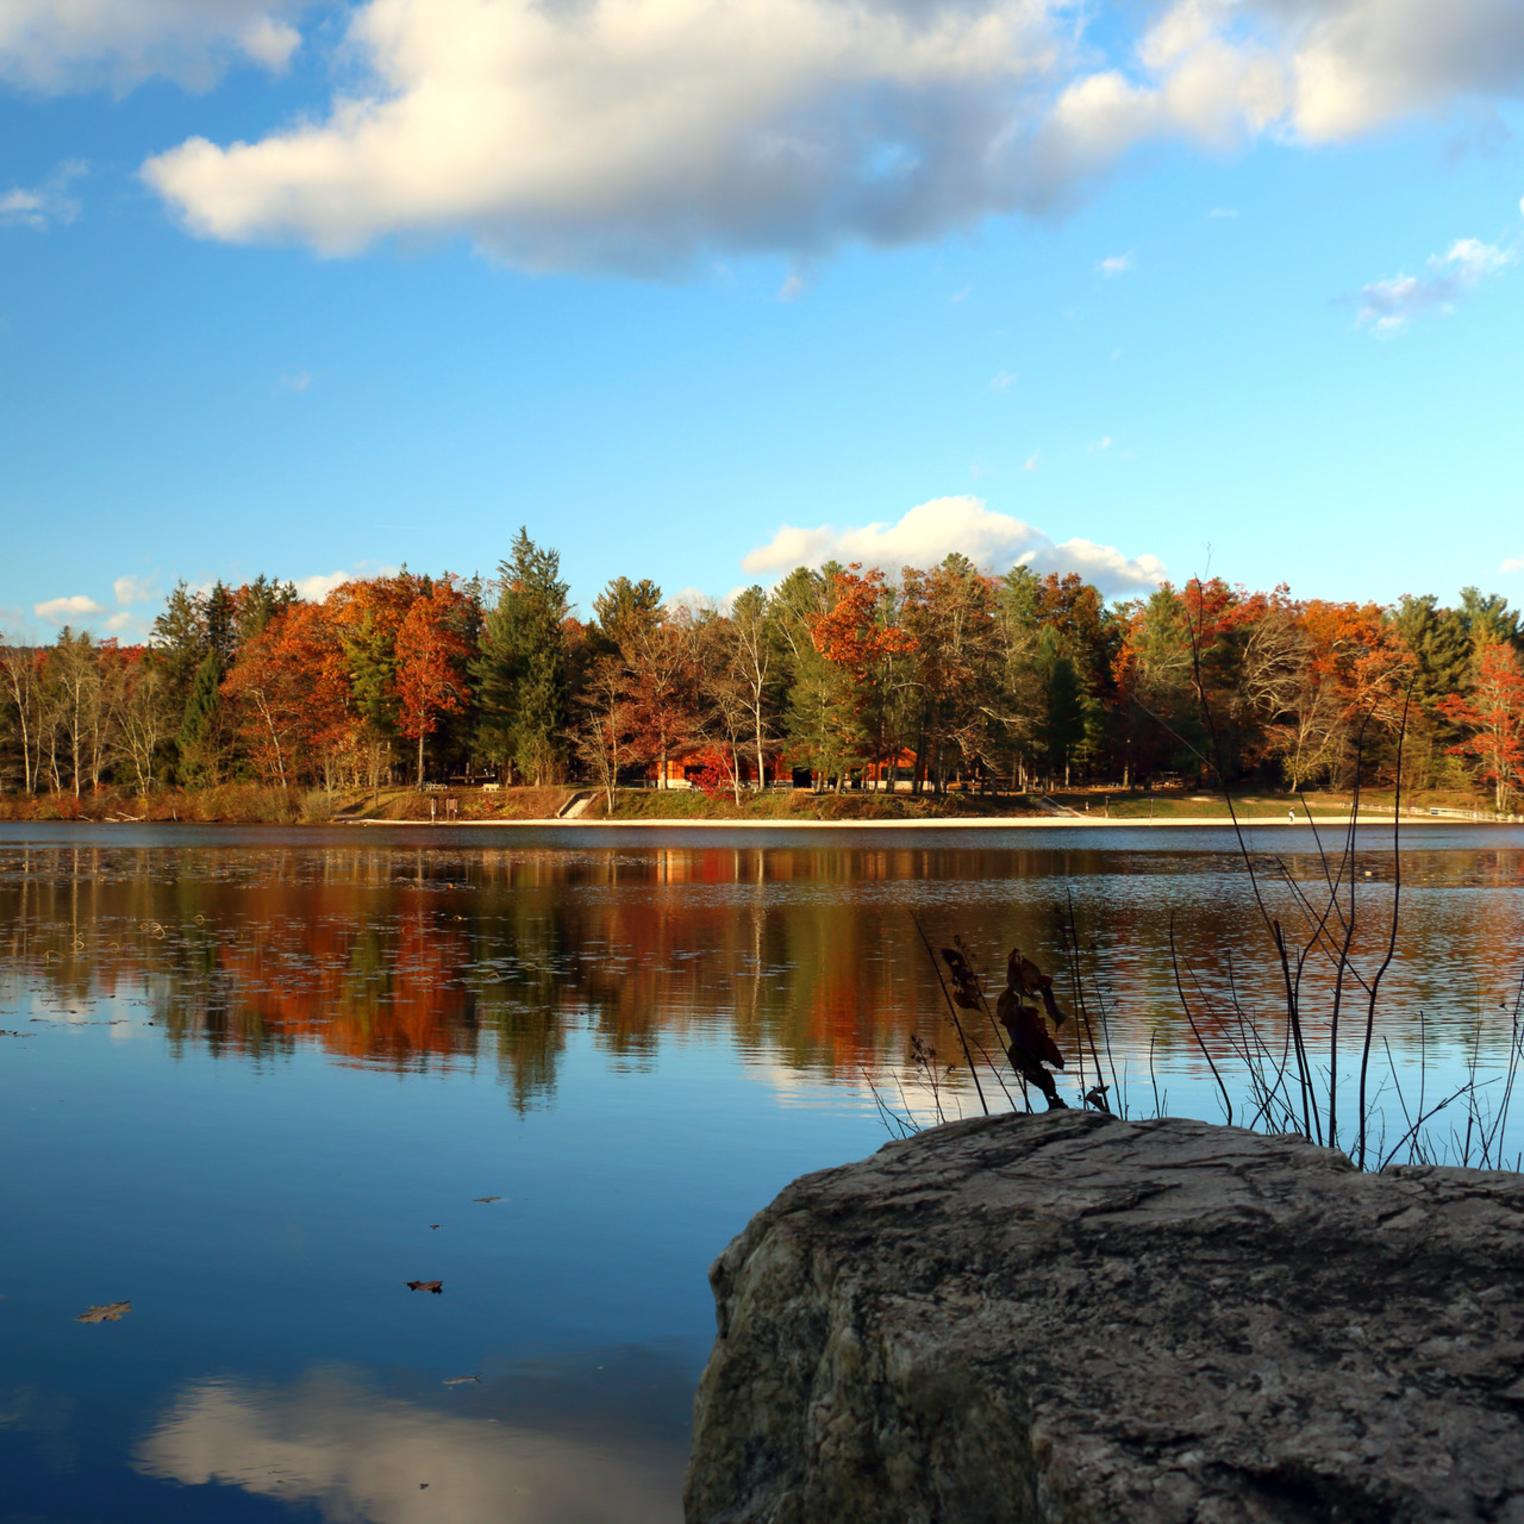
[2,0,1523,641]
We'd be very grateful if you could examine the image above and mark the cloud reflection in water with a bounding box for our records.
[136,1362,688,1523]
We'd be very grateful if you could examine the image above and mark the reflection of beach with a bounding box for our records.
[136,1367,685,1524]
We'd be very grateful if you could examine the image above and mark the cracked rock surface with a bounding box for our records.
[685,1111,1524,1523]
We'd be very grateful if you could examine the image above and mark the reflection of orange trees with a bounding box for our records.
[5,842,1524,1109]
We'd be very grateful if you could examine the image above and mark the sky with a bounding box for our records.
[2,0,1523,641]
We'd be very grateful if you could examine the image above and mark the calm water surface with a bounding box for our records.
[2,822,1522,1523]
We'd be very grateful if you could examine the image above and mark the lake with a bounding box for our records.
[2,822,1521,1523]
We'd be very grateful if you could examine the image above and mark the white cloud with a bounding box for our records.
[133,0,1524,275]
[292,570,355,602]
[290,564,400,601]
[104,611,136,633]
[1287,0,1524,142]
[665,586,726,616]
[1501,557,1524,575]
[35,594,104,621]
[1089,434,1114,453]
[776,272,807,304]
[278,369,312,392]
[113,575,155,605]
[143,0,1071,272]
[989,369,1016,391]
[0,161,87,231]
[1208,206,1238,220]
[1023,453,1040,472]
[1357,234,1514,333]
[0,1,305,92]
[741,495,1165,595]
[239,15,300,72]
[1096,252,1134,277]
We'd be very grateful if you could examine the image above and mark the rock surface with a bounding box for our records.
[685,1111,1524,1523]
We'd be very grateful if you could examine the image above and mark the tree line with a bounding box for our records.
[4,531,1523,808]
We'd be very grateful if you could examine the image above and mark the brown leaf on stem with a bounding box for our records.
[1008,949,1072,1027]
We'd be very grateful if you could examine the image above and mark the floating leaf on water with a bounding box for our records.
[472,1196,502,1205]
[429,1223,441,1230]
[406,1280,444,1294]
[77,1301,132,1324]
[442,1375,480,1386]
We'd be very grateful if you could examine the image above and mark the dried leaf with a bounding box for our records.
[406,1280,444,1294]
[77,1301,132,1324]
[939,948,984,1010]
[996,988,1067,1111]
[1007,948,1072,1026]
[472,1196,502,1205]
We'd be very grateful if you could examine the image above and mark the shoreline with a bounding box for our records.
[333,812,1471,830]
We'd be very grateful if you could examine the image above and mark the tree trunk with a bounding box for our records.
[416,730,425,788]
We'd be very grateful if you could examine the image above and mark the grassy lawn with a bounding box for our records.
[1043,788,1497,819]
[595,788,1052,822]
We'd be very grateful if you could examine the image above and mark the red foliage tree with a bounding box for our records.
[1438,642,1524,812]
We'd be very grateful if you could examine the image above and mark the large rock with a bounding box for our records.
[686,1111,1524,1523]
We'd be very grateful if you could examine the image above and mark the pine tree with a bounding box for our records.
[178,650,225,785]
[474,529,571,785]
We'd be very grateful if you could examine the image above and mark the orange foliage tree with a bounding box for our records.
[223,602,353,789]
[396,578,471,786]
[807,565,917,783]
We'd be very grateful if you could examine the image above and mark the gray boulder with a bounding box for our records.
[686,1111,1524,1523]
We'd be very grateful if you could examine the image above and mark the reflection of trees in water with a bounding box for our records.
[2,841,1521,1110]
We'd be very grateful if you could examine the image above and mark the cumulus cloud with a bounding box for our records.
[142,0,1069,271]
[0,160,87,231]
[741,496,1165,595]
[104,611,137,632]
[35,594,105,621]
[1096,252,1134,277]
[136,0,1524,273]
[0,1,305,92]
[113,575,155,605]
[292,570,356,601]
[1502,556,1524,575]
[290,565,399,601]
[1357,235,1515,333]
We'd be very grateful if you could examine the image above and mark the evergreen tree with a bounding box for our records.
[474,529,571,785]
[178,650,225,785]
[150,581,207,717]
[592,576,663,654]
[1037,629,1087,786]
[205,583,238,674]
[236,575,297,649]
